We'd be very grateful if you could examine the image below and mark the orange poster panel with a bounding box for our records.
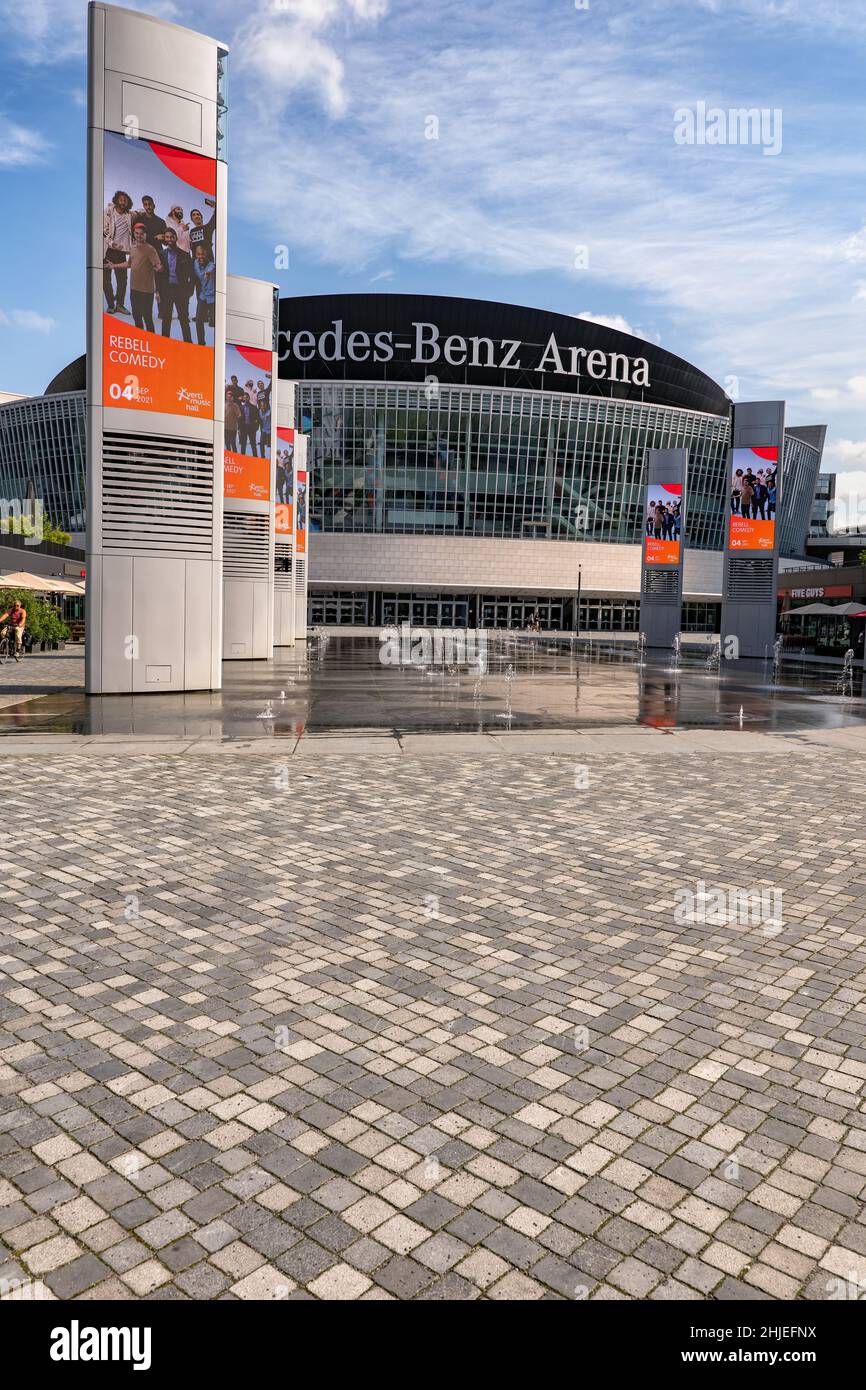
[224,451,270,502]
[645,536,679,565]
[103,318,214,417]
[275,503,293,536]
[729,515,775,550]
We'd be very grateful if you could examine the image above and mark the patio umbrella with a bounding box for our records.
[0,571,84,596]
[780,602,841,617]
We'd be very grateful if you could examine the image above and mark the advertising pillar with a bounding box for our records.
[85,2,228,694]
[222,276,277,659]
[720,401,784,661]
[293,433,309,642]
[274,381,296,647]
[639,449,687,650]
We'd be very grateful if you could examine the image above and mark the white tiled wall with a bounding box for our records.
[310,534,724,599]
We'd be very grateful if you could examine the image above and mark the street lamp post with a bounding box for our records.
[575,563,582,635]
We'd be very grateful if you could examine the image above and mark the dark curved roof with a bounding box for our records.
[279,293,731,416]
[45,355,86,395]
[44,295,732,416]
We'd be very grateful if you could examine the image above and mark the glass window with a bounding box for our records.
[298,383,734,551]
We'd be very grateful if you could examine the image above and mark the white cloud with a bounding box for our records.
[6,0,866,451]
[817,443,866,533]
[0,117,50,167]
[222,0,866,452]
[369,268,395,284]
[697,0,866,37]
[809,377,866,409]
[823,462,866,534]
[575,312,656,341]
[234,0,389,118]
[0,309,56,334]
[824,441,866,474]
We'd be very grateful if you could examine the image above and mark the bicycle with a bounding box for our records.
[0,625,23,663]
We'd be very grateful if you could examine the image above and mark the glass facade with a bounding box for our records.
[310,590,723,635]
[779,434,822,556]
[0,377,821,565]
[300,382,819,555]
[809,472,835,539]
[299,382,734,549]
[0,392,86,534]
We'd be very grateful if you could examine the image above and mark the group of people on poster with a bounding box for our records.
[103,187,216,345]
[225,375,272,458]
[645,497,682,541]
[275,441,294,505]
[731,464,776,521]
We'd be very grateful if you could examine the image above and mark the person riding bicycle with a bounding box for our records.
[0,599,27,656]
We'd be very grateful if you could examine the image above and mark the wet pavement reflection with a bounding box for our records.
[0,633,864,739]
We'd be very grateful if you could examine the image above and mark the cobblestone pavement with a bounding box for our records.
[0,649,84,711]
[1,745,866,1301]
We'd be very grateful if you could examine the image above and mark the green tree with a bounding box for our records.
[0,588,70,643]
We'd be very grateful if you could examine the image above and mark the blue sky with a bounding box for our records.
[2,0,866,515]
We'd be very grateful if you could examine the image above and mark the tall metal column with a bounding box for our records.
[273,380,296,647]
[222,276,277,659]
[720,402,785,661]
[293,434,309,642]
[85,2,228,693]
[639,448,687,649]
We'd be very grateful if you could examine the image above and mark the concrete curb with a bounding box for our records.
[2,723,866,756]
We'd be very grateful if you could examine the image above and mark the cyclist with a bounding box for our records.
[0,598,27,659]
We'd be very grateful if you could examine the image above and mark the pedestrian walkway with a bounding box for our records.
[1,740,865,1300]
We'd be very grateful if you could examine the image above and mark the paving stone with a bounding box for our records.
[417,1272,478,1300]
[2,743,865,1301]
[607,1256,663,1297]
[372,1255,434,1298]
[533,1254,587,1300]
[44,1253,110,1299]
[487,1270,547,1300]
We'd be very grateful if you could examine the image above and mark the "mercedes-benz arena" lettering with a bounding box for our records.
[279,319,650,388]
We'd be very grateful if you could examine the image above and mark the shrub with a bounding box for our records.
[0,588,69,643]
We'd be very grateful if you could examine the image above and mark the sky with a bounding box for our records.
[2,0,866,521]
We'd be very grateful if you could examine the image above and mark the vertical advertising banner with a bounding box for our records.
[729,446,779,551]
[644,483,682,564]
[296,463,307,556]
[275,427,294,536]
[101,132,217,418]
[224,345,272,500]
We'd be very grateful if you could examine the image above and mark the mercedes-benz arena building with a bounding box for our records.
[282,293,825,632]
[1,291,825,633]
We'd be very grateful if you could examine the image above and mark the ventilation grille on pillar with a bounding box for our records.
[294,555,307,589]
[274,541,293,591]
[643,568,678,598]
[101,432,214,555]
[725,556,774,601]
[224,512,270,581]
